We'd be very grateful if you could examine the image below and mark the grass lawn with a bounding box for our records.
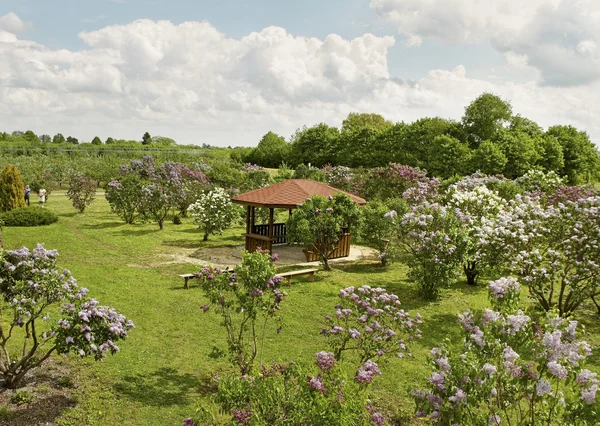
[2,193,599,425]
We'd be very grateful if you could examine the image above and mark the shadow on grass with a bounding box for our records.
[3,394,76,426]
[119,228,161,237]
[113,367,200,406]
[418,312,462,349]
[80,221,124,230]
[334,262,390,275]
[58,212,78,218]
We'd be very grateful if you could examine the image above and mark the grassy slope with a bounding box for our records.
[3,194,599,425]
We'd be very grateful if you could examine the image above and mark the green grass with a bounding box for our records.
[3,194,600,425]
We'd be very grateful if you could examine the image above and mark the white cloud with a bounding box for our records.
[371,0,600,86]
[0,12,31,34]
[0,14,598,147]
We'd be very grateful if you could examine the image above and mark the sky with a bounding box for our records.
[0,0,599,147]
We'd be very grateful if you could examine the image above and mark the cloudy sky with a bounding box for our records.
[1,0,599,147]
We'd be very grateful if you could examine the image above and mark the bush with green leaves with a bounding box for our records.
[0,207,58,227]
[195,251,286,375]
[66,174,97,212]
[414,277,599,425]
[0,164,25,212]
[286,194,361,270]
[0,244,134,388]
[188,187,240,241]
[359,198,407,265]
[213,354,387,426]
[105,174,143,224]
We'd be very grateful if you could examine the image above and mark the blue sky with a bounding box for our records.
[0,0,598,146]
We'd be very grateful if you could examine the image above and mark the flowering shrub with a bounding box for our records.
[515,169,565,193]
[447,184,505,285]
[66,174,97,213]
[477,194,600,316]
[362,163,439,202]
[397,202,466,299]
[195,251,286,375]
[322,165,364,195]
[188,187,240,241]
[0,244,134,388]
[212,353,387,426]
[286,194,361,270]
[321,285,422,362]
[105,174,144,224]
[414,277,599,425]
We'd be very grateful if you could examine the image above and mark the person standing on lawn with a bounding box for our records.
[24,185,31,206]
[38,186,47,206]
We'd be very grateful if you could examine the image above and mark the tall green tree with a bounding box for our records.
[142,132,152,145]
[546,125,599,184]
[52,133,66,144]
[91,136,102,145]
[462,93,512,146]
[497,130,541,179]
[0,164,26,212]
[105,136,115,144]
[248,131,290,168]
[66,136,79,145]
[39,134,51,143]
[338,113,392,167]
[470,140,508,175]
[290,124,340,167]
[427,135,471,179]
[23,130,39,143]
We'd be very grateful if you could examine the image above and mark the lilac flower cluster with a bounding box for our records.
[414,278,599,424]
[355,360,382,385]
[477,193,600,316]
[0,244,133,388]
[322,285,421,363]
[314,351,336,372]
[488,277,520,299]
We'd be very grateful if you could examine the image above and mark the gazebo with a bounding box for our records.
[232,179,366,260]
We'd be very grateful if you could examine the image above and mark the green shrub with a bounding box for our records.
[0,164,26,212]
[0,407,14,420]
[0,207,58,226]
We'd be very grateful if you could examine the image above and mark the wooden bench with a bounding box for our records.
[179,273,197,289]
[275,268,319,285]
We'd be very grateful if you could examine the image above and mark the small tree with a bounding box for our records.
[0,165,26,212]
[0,244,134,388]
[196,251,286,375]
[139,183,171,230]
[359,199,407,265]
[66,175,97,213]
[187,187,239,241]
[91,136,102,145]
[142,132,152,145]
[286,194,361,271]
[105,174,144,224]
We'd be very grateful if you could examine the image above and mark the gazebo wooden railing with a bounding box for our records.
[253,223,287,244]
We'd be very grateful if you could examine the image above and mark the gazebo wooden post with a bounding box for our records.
[268,207,274,254]
[245,206,251,250]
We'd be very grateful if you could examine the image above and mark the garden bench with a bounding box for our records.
[275,268,319,285]
[179,273,196,289]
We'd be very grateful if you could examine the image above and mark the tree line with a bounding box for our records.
[238,93,600,184]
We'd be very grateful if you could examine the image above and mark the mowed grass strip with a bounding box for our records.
[3,194,599,425]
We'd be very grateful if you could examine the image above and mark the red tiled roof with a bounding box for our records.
[232,179,366,208]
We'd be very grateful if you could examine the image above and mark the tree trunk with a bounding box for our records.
[463,261,479,286]
[203,232,209,241]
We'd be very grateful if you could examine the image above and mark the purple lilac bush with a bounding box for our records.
[0,244,134,388]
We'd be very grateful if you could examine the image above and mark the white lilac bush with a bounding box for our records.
[515,169,565,193]
[448,184,505,286]
[414,277,599,425]
[477,194,600,316]
[188,187,239,241]
[0,244,134,388]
